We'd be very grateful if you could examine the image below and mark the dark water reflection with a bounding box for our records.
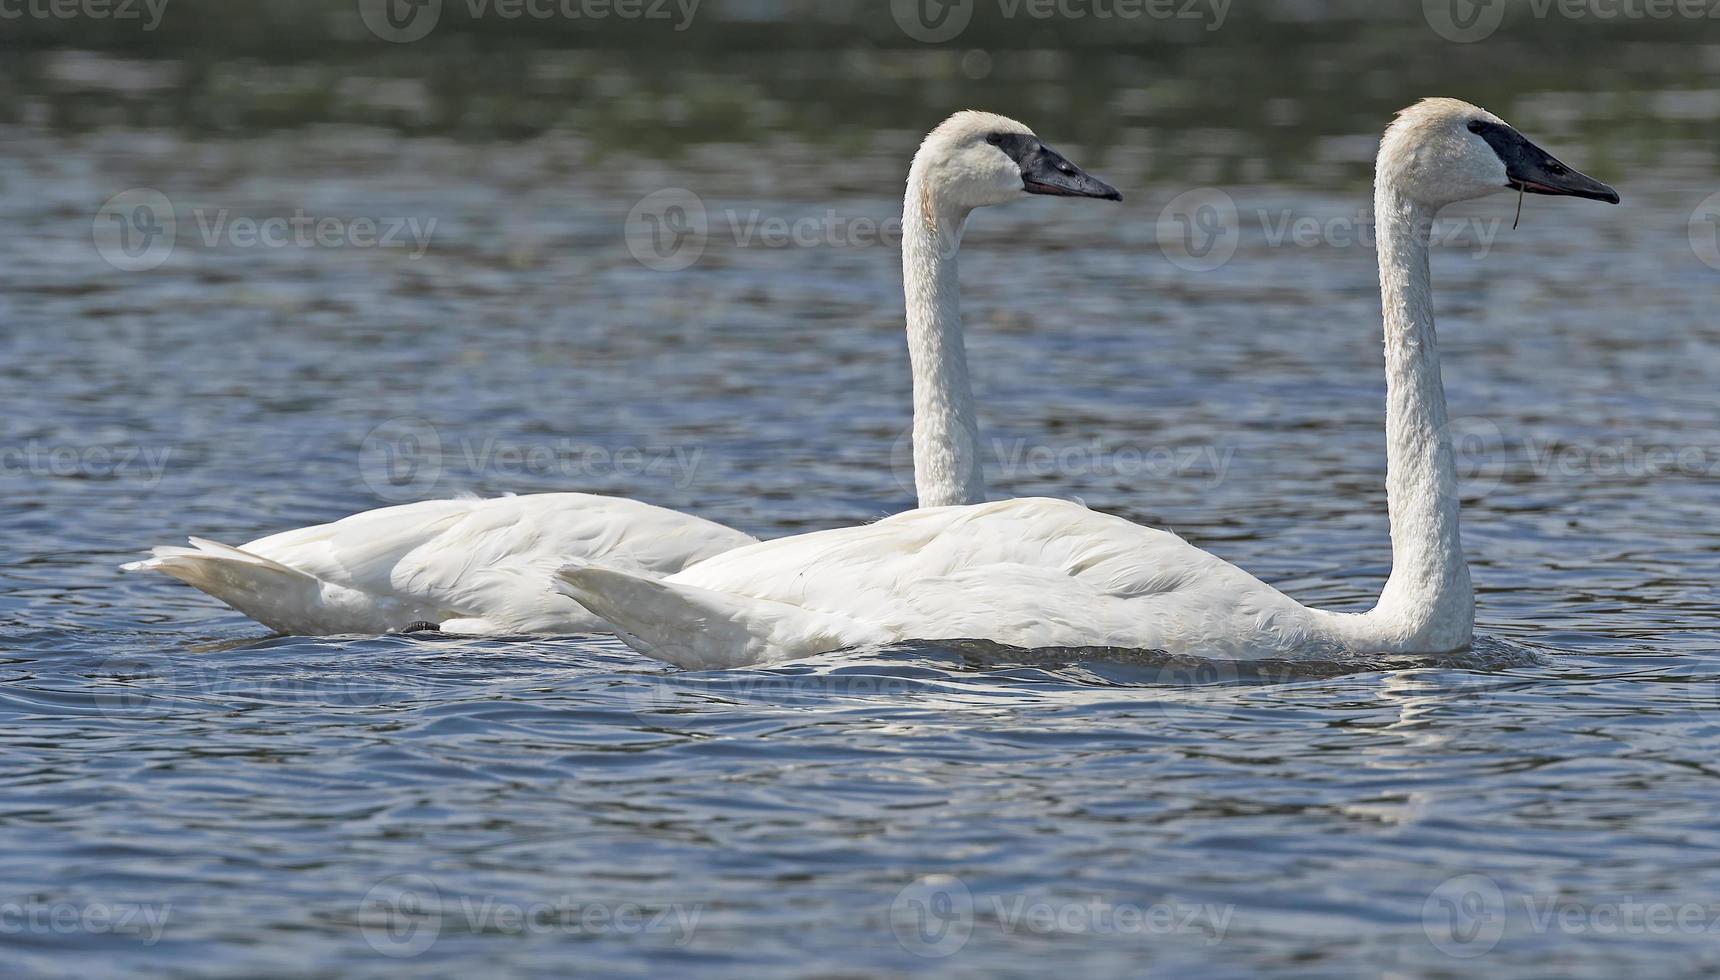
[4,13,1720,976]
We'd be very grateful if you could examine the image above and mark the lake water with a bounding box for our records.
[4,17,1720,977]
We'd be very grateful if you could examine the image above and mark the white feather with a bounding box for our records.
[125,110,1110,636]
[558,100,1612,668]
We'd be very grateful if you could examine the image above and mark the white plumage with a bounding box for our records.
[125,494,754,635]
[558,498,1346,670]
[124,110,1120,636]
[556,99,1619,669]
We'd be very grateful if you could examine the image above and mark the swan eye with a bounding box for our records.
[985,133,1003,146]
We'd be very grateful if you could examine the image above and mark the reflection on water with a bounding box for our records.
[4,8,1720,976]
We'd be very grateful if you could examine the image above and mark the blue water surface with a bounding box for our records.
[4,45,1720,978]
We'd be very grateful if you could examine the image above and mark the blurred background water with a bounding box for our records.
[3,0,1720,975]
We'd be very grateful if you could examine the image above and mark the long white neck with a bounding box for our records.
[902,166,986,508]
[1356,184,1474,650]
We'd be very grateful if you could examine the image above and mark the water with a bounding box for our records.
[5,9,1720,975]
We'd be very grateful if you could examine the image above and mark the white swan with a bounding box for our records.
[553,99,1620,669]
[123,111,1121,635]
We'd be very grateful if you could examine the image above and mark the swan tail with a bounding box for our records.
[124,536,305,580]
[553,561,888,670]
[122,538,361,634]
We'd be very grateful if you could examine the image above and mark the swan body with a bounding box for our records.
[557,498,1360,670]
[124,494,756,635]
[556,99,1619,669]
[125,111,1119,635]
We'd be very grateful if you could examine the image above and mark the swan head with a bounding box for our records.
[1379,98,1618,210]
[912,110,1121,211]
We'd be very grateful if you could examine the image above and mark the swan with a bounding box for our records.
[553,98,1620,670]
[122,111,1122,635]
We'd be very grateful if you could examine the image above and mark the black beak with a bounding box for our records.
[1508,156,1620,204]
[991,133,1122,202]
[1470,119,1619,204]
